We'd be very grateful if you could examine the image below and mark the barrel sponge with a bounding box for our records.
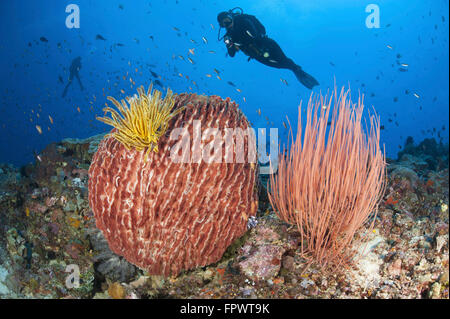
[88,85,258,276]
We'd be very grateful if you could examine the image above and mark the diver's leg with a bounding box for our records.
[76,74,84,91]
[62,80,72,97]
[256,37,319,89]
[291,65,320,89]
[253,38,295,69]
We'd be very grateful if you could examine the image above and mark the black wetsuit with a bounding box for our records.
[223,14,319,89]
[62,57,84,98]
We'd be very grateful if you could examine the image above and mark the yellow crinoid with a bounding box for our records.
[96,83,184,157]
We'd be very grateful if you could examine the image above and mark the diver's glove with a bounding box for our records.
[224,35,233,48]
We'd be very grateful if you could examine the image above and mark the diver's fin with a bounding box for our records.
[293,66,319,89]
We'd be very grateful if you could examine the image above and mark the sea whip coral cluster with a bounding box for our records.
[268,87,386,272]
[88,85,258,276]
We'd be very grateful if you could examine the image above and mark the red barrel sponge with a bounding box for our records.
[88,84,258,276]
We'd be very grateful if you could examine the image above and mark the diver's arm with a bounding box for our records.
[224,35,237,57]
[227,44,237,57]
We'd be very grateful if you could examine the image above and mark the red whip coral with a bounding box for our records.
[268,86,386,272]
[88,85,258,276]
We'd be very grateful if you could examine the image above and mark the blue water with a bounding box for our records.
[0,0,448,166]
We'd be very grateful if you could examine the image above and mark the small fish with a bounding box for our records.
[243,97,246,102]
[116,43,125,47]
[245,30,254,38]
[329,61,335,66]
[188,48,195,55]
[35,125,42,134]
[236,88,241,93]
[210,24,215,30]
[401,63,408,67]
[282,121,287,129]
[178,55,185,61]
[208,50,216,54]
[413,93,420,98]
[202,36,208,44]
[118,4,124,9]
[227,81,236,87]
[48,115,53,124]
[257,108,261,116]
[172,27,180,31]
[149,35,154,41]
[190,39,197,44]
[150,71,158,78]
[216,75,222,80]
[58,75,64,84]
[96,34,107,41]
[213,68,220,75]
[386,44,393,49]
[178,73,183,77]
[40,36,48,42]
[206,74,212,78]
[187,57,195,64]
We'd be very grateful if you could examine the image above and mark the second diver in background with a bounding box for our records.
[62,56,84,98]
[217,8,319,89]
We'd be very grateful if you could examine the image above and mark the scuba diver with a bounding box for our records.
[62,56,84,98]
[217,8,319,89]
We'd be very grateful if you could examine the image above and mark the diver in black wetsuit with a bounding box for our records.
[217,8,319,89]
[62,56,84,98]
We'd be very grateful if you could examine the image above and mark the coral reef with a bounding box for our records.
[88,86,258,276]
[397,136,449,171]
[0,118,447,299]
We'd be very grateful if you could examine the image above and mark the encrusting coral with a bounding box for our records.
[88,84,258,277]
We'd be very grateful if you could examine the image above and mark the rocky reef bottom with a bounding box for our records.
[0,135,448,299]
